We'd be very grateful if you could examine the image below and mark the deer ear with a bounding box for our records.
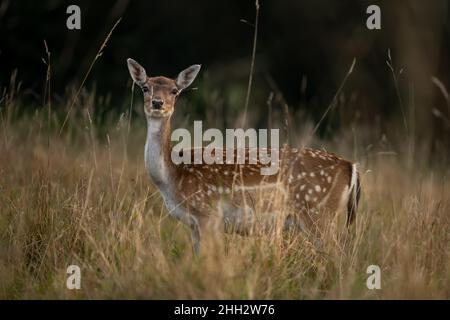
[127,58,147,86]
[176,64,201,90]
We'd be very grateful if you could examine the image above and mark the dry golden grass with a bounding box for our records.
[0,100,449,299]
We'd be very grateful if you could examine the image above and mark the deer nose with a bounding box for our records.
[152,99,164,109]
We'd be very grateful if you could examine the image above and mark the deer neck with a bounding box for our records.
[145,116,176,188]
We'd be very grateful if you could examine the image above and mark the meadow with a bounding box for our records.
[1,75,449,299]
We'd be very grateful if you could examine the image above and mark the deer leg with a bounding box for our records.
[283,214,308,233]
[169,203,203,255]
[185,215,201,255]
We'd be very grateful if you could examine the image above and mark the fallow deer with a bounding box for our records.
[127,58,361,253]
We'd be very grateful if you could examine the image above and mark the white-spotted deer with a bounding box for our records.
[127,58,361,253]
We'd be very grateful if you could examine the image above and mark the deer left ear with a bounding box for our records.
[176,64,201,90]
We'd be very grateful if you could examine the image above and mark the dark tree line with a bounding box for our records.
[1,0,449,144]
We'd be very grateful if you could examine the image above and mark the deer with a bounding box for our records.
[127,58,361,254]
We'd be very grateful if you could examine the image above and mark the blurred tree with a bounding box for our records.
[0,0,448,147]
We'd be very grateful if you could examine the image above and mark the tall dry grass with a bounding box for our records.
[0,85,449,299]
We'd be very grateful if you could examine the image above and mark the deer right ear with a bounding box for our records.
[127,58,147,86]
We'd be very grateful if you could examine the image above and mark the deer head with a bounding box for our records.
[127,58,201,118]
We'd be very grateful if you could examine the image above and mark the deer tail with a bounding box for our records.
[346,163,361,227]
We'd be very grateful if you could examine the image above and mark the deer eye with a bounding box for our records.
[171,88,179,95]
[142,86,149,93]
